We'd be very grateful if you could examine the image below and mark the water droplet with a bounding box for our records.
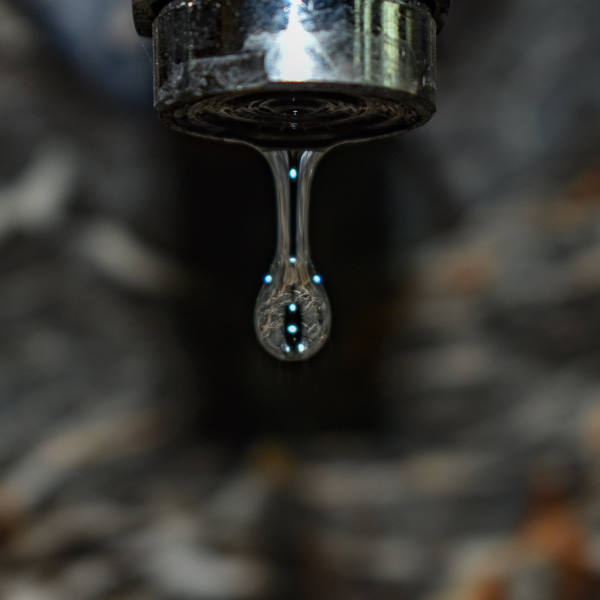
[254,149,331,361]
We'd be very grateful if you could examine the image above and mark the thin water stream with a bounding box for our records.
[254,149,331,361]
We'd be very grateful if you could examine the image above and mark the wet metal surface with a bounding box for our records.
[149,0,439,146]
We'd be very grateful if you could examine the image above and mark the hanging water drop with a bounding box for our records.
[254,149,331,361]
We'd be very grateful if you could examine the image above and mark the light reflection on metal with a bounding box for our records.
[268,0,317,81]
[140,0,446,147]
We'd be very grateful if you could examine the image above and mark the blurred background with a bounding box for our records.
[1,0,600,598]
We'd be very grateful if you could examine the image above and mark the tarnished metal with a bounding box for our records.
[133,0,450,37]
[134,0,449,147]
[132,0,168,37]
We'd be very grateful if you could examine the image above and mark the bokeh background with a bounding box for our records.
[1,0,600,598]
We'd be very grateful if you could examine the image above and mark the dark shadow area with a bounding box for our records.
[1,1,600,599]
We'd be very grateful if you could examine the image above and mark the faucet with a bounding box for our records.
[132,0,450,360]
[132,0,450,148]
